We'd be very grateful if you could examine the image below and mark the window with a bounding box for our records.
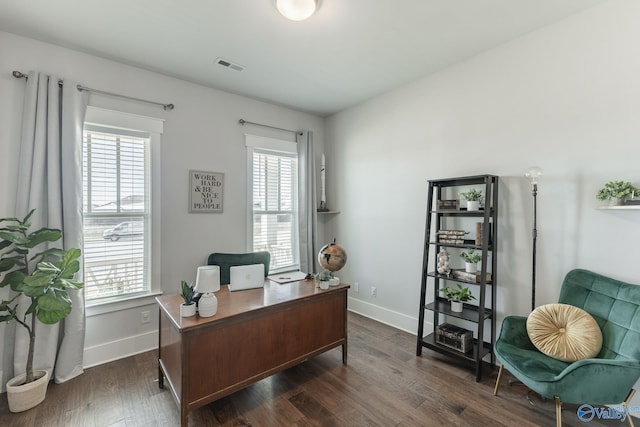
[82,108,162,304]
[247,136,299,273]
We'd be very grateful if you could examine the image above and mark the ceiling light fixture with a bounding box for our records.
[275,0,317,21]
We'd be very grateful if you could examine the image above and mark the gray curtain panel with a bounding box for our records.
[13,71,88,384]
[297,131,318,274]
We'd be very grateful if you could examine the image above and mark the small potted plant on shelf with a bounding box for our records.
[180,280,196,317]
[460,249,481,273]
[441,284,476,312]
[0,209,83,412]
[314,270,332,290]
[596,180,640,206]
[459,188,483,211]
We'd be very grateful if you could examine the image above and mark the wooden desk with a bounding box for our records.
[156,279,349,426]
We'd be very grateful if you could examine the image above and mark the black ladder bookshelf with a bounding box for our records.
[416,174,498,381]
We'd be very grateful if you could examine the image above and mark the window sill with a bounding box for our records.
[86,291,163,317]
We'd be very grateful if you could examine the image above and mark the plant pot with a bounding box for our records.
[466,201,480,211]
[180,303,196,317]
[450,301,463,312]
[465,262,478,274]
[609,197,624,206]
[318,280,330,290]
[6,370,50,413]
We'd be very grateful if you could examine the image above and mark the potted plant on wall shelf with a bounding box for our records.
[0,209,83,412]
[180,280,196,317]
[460,188,483,211]
[441,284,476,312]
[596,180,640,206]
[460,249,482,273]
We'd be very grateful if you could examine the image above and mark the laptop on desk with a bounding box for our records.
[228,264,265,291]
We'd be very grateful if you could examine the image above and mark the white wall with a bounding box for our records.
[0,31,325,381]
[326,0,640,402]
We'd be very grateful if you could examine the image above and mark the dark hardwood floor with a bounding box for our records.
[1,312,636,426]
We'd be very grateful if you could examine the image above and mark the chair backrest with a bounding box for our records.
[207,252,270,285]
[559,268,640,361]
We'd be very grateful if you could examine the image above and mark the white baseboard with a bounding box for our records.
[83,330,158,369]
[347,297,432,336]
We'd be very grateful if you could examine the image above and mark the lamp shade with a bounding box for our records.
[275,0,317,21]
[194,265,220,294]
[525,166,543,184]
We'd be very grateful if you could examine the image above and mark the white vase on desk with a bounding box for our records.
[198,293,218,317]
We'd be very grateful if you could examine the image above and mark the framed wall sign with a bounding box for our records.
[189,170,224,213]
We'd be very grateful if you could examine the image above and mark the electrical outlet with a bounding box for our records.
[353,282,359,293]
[370,286,377,297]
[141,310,150,324]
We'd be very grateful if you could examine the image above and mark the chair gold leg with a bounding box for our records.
[555,396,562,427]
[623,389,636,427]
[494,365,504,396]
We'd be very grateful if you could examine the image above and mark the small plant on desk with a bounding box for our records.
[180,280,196,317]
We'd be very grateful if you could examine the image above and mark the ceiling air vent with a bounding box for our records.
[215,57,244,72]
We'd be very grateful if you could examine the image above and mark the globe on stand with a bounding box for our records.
[318,240,347,286]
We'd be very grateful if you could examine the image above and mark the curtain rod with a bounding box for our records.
[238,119,302,135]
[12,70,174,111]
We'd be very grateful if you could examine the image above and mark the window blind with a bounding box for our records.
[252,149,299,272]
[82,128,150,301]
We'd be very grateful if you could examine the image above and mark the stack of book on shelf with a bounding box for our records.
[436,230,468,245]
[452,268,492,283]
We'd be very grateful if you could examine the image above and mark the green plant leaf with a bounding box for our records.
[25,228,62,248]
[56,278,83,290]
[22,209,36,225]
[0,231,29,245]
[0,224,29,232]
[0,240,14,251]
[36,289,71,324]
[0,314,15,322]
[1,270,26,291]
[29,247,64,263]
[35,261,60,274]
[22,271,57,297]
[0,256,25,273]
[25,298,38,316]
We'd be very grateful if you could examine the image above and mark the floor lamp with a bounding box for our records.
[525,167,543,311]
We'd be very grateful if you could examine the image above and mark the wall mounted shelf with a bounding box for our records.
[595,205,640,210]
[317,210,341,214]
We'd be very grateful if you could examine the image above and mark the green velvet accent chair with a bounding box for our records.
[207,252,270,285]
[494,269,640,427]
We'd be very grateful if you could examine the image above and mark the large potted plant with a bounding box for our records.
[0,209,83,412]
[596,180,640,205]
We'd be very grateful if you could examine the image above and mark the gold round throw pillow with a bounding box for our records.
[526,303,602,362]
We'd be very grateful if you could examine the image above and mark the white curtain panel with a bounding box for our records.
[297,131,318,274]
[13,71,88,383]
